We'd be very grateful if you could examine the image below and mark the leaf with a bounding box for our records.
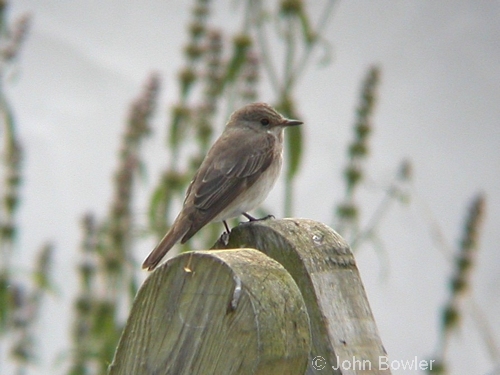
[285,124,303,180]
[224,34,252,85]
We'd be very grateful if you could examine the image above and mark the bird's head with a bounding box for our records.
[227,103,302,134]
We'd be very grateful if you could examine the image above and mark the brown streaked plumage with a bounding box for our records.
[142,102,302,270]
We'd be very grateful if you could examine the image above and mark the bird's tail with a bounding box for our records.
[142,218,190,271]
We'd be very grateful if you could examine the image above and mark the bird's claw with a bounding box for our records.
[239,214,275,225]
[220,231,230,246]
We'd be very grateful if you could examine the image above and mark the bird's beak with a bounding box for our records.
[282,118,303,127]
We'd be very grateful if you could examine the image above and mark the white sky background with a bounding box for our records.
[3,1,500,374]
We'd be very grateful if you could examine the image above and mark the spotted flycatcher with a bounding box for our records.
[142,102,302,270]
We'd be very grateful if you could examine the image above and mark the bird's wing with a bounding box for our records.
[181,130,276,242]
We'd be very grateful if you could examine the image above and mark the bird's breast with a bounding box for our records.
[214,148,283,221]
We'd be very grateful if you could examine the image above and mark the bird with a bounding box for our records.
[142,102,303,270]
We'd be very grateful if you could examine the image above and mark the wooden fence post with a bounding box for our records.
[214,218,390,375]
[109,219,390,375]
[108,248,311,375]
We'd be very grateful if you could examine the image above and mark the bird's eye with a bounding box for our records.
[260,118,270,126]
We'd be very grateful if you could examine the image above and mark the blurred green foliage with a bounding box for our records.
[0,1,495,375]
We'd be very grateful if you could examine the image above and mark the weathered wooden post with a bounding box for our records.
[108,248,311,375]
[109,219,390,375]
[214,218,390,375]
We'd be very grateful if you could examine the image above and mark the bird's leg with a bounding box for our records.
[242,212,257,221]
[218,220,231,246]
[242,212,275,222]
[223,220,231,234]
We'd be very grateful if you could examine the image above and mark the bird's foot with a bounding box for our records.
[219,231,230,246]
[241,212,275,224]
